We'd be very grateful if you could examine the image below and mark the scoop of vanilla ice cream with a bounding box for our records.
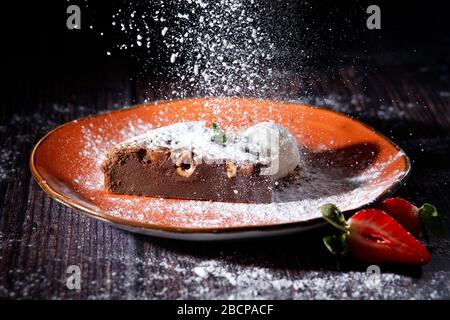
[242,122,300,179]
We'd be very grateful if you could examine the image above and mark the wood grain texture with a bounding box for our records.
[0,54,449,299]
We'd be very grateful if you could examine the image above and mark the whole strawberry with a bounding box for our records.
[379,197,444,238]
[321,204,431,265]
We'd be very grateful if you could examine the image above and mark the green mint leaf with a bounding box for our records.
[211,121,227,144]
[419,203,445,238]
[320,204,348,232]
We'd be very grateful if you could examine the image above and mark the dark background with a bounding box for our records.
[1,0,449,112]
[1,0,448,58]
[0,1,449,299]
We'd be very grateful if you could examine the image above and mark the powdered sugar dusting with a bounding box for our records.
[76,117,154,192]
[154,259,449,299]
[116,121,268,165]
[110,0,277,98]
[64,102,408,230]
[101,159,402,228]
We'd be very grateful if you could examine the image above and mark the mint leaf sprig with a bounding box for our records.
[211,121,227,144]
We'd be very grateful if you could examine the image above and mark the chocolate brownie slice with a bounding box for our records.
[102,122,276,203]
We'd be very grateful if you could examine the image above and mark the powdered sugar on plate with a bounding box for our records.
[115,121,268,165]
[68,105,407,231]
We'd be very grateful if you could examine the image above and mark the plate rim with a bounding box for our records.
[29,98,411,236]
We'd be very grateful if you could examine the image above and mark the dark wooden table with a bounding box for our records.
[1,50,449,299]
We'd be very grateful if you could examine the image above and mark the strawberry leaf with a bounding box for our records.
[323,233,348,256]
[419,203,445,238]
[323,233,348,270]
[320,204,348,232]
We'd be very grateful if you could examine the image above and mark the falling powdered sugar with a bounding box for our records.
[110,0,277,98]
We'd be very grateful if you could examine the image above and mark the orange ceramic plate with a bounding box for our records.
[30,98,410,240]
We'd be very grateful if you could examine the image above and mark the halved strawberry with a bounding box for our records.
[321,204,431,265]
[347,209,430,264]
[379,197,444,238]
